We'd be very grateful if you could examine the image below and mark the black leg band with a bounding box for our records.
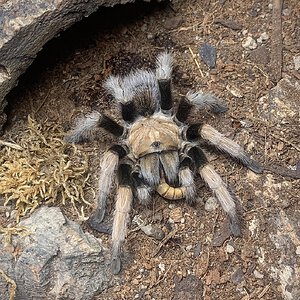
[118,163,132,186]
[176,96,193,123]
[158,79,173,111]
[186,123,203,141]
[109,144,128,159]
[188,146,208,168]
[100,115,124,137]
[121,102,137,123]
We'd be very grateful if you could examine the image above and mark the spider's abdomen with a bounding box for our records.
[128,114,180,158]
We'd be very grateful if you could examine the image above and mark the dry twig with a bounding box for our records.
[188,47,204,77]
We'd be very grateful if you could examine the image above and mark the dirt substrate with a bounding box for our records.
[1,0,300,299]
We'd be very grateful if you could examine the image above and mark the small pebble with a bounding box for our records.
[242,36,258,50]
[253,269,264,279]
[204,197,219,211]
[199,43,217,68]
[293,55,300,71]
[282,8,291,16]
[158,263,165,273]
[226,244,235,253]
[231,267,244,284]
[296,246,300,255]
[147,33,154,39]
[257,32,269,43]
[242,29,248,36]
[186,245,193,251]
[141,24,147,31]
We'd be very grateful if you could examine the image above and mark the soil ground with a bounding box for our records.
[1,0,300,299]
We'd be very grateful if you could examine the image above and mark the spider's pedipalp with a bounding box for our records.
[186,91,228,114]
[111,163,133,274]
[199,124,263,173]
[64,111,102,143]
[139,153,160,187]
[199,164,241,236]
[159,151,179,185]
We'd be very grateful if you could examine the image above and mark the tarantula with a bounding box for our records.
[65,52,263,274]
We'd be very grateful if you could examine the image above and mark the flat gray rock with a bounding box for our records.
[0,206,112,300]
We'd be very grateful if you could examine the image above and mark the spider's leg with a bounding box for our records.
[88,145,127,230]
[178,155,196,204]
[65,111,124,143]
[104,71,160,120]
[111,163,133,275]
[155,51,173,111]
[186,123,263,173]
[176,91,227,123]
[188,146,241,236]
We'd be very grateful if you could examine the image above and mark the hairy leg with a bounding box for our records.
[155,51,173,111]
[65,111,124,142]
[199,163,241,236]
[111,163,133,274]
[88,145,127,230]
[186,123,263,173]
[176,91,227,123]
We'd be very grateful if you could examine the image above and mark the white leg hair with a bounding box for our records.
[156,51,173,80]
[186,91,227,113]
[200,124,263,173]
[104,70,160,106]
[64,111,101,143]
[136,185,152,205]
[179,167,196,202]
[199,164,240,236]
[103,75,128,103]
[111,186,133,274]
[95,150,119,222]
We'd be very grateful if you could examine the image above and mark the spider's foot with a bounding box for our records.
[87,210,112,234]
[111,256,121,275]
[242,156,264,174]
[229,213,241,237]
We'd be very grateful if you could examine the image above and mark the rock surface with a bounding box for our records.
[0,206,112,300]
[0,0,155,134]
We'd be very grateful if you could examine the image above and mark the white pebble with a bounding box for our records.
[242,29,248,36]
[204,197,219,211]
[242,36,257,50]
[293,55,300,71]
[186,245,193,251]
[257,32,269,43]
[253,270,264,279]
[158,263,165,273]
[226,244,235,253]
[296,246,300,255]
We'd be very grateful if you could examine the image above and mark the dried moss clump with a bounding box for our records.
[0,116,92,221]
